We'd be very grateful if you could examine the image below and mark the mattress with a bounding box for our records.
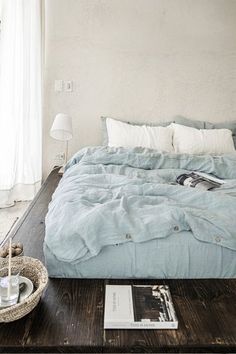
[44,230,236,279]
[44,146,236,278]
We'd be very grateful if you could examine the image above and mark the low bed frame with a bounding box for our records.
[0,168,235,353]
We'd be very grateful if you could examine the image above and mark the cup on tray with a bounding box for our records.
[0,268,21,307]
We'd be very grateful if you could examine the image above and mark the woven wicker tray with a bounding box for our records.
[0,256,48,322]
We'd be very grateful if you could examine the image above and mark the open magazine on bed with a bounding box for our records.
[176,171,225,191]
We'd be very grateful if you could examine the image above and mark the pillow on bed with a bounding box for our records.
[205,120,236,148]
[174,115,205,129]
[171,123,235,155]
[101,116,173,145]
[105,117,174,152]
[174,115,236,148]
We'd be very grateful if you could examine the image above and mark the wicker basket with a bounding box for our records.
[0,256,48,322]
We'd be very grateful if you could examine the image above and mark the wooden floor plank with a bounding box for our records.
[25,279,104,350]
[9,168,61,261]
[104,279,236,353]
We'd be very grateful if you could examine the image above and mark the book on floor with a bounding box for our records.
[104,284,178,329]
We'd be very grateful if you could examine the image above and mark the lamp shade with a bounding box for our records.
[50,113,73,141]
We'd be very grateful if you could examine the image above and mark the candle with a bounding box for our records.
[7,238,12,300]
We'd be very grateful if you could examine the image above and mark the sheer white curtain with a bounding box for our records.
[0,0,42,208]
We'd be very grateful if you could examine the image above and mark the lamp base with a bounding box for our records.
[58,165,65,175]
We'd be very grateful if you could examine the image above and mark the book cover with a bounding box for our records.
[176,171,224,191]
[104,284,178,329]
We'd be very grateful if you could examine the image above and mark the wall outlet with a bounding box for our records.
[54,152,65,166]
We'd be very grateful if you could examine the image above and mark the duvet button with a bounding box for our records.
[215,236,221,243]
[173,225,180,232]
[126,233,132,240]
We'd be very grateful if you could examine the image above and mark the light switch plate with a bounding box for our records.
[64,80,73,92]
[54,80,63,92]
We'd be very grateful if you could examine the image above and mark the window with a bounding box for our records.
[0,0,1,101]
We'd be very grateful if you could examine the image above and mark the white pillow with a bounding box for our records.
[106,118,174,152]
[170,123,235,155]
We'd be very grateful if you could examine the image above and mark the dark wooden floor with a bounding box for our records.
[0,168,235,353]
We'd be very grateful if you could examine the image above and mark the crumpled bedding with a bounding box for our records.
[45,146,236,264]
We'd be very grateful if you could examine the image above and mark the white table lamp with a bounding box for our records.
[50,113,73,173]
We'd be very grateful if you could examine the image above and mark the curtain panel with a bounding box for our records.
[0,0,42,207]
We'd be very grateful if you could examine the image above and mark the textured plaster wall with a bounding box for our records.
[43,0,236,177]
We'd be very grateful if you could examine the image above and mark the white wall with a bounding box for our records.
[43,0,236,177]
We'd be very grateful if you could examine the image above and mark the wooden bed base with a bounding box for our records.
[0,168,235,353]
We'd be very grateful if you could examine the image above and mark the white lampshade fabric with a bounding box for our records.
[50,113,73,141]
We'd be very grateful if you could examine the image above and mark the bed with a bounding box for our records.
[44,141,236,278]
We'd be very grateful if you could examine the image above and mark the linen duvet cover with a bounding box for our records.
[44,146,236,277]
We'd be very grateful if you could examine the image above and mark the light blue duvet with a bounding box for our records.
[45,146,236,270]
